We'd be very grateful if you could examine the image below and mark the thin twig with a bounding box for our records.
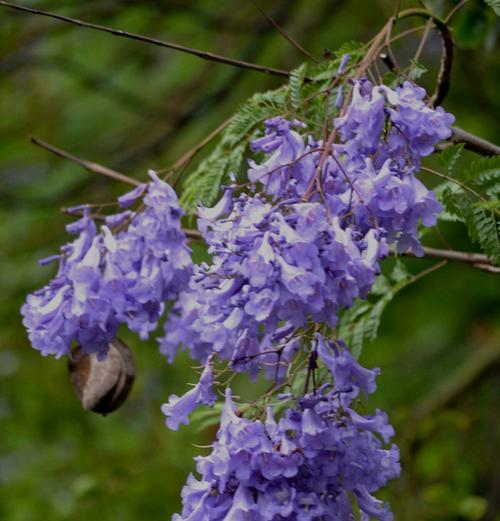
[413,18,432,62]
[384,16,400,71]
[251,0,318,62]
[420,166,490,205]
[399,246,500,274]
[445,0,470,23]
[395,8,454,106]
[411,259,448,281]
[31,137,141,187]
[0,0,292,79]
[157,117,232,177]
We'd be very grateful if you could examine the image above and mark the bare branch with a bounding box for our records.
[400,246,500,274]
[184,229,203,240]
[445,0,470,23]
[450,126,500,157]
[0,0,291,79]
[158,118,232,179]
[251,0,318,63]
[395,8,454,106]
[31,137,141,187]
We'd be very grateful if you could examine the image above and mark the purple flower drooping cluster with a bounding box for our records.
[173,340,400,521]
[158,80,452,519]
[250,81,452,252]
[160,80,453,375]
[160,191,387,368]
[21,172,192,358]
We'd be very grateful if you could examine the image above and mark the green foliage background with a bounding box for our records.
[0,1,499,520]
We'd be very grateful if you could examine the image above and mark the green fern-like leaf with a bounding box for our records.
[465,206,500,264]
[223,89,286,147]
[485,0,500,15]
[289,63,308,110]
[438,143,464,176]
[466,156,500,198]
[435,185,467,222]
[333,40,366,60]
[226,142,246,178]
[437,156,500,264]
[180,145,229,212]
[180,88,288,212]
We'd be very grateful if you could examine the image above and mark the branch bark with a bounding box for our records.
[251,0,318,63]
[400,246,500,274]
[450,126,500,157]
[31,137,141,187]
[0,1,291,79]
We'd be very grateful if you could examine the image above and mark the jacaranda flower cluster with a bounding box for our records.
[159,80,453,373]
[21,171,192,358]
[158,80,453,520]
[172,339,400,521]
[22,75,455,521]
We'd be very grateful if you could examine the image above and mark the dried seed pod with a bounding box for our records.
[68,338,135,415]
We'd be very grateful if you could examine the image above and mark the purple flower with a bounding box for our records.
[317,335,379,396]
[117,183,147,208]
[162,359,216,430]
[337,53,350,75]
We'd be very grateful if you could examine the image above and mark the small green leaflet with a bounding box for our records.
[438,143,464,177]
[289,63,308,110]
[408,59,428,81]
[435,155,500,265]
[190,403,223,432]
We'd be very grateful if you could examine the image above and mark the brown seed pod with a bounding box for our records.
[68,338,135,415]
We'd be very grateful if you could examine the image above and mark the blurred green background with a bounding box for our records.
[1,0,499,520]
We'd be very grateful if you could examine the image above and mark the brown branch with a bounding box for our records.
[450,126,500,157]
[184,229,203,240]
[445,0,470,23]
[251,0,318,63]
[31,137,141,187]
[395,8,454,106]
[158,117,232,183]
[0,0,292,79]
[399,246,500,274]
[431,18,454,107]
